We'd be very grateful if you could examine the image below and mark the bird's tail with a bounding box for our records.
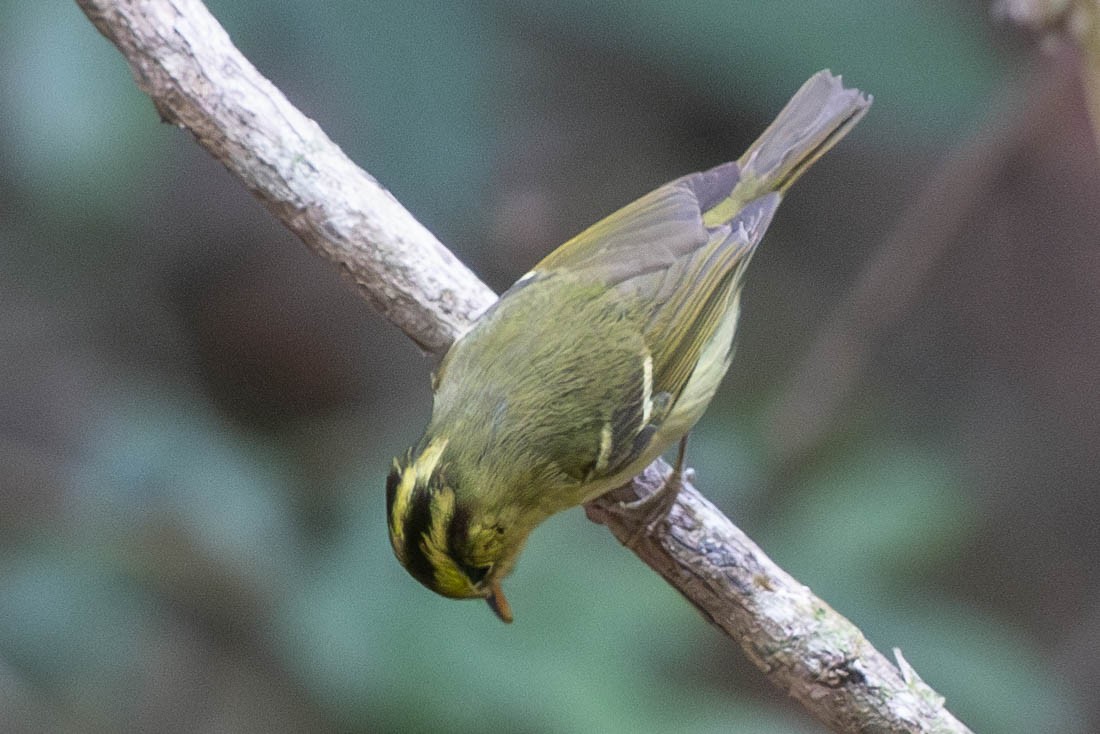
[703,71,871,228]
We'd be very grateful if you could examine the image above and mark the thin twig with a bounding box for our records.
[75,1,973,731]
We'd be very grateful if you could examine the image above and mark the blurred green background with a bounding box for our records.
[1,1,1097,732]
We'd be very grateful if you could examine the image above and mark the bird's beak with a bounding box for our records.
[486,580,513,623]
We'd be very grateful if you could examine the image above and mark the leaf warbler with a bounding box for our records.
[387,71,870,622]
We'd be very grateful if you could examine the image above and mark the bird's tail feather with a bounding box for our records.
[703,70,871,227]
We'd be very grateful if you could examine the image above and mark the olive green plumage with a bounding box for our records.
[387,70,871,622]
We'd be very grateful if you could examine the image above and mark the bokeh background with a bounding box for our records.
[1,1,1097,732]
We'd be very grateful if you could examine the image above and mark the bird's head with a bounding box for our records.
[386,436,518,622]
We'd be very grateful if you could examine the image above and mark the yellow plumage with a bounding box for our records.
[387,71,871,622]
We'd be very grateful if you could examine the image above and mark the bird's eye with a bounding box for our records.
[462,562,492,586]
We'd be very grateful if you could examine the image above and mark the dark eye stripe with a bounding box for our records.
[462,561,491,585]
[447,502,490,587]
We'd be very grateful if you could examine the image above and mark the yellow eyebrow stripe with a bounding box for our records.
[423,487,465,592]
[416,436,449,478]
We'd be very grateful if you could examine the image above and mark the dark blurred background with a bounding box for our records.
[1,1,1096,732]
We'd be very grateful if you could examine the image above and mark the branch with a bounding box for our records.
[76,1,972,731]
[78,0,494,354]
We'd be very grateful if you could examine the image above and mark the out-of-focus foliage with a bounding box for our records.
[508,0,998,135]
[1,1,1096,732]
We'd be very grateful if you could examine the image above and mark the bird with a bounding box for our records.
[386,70,871,622]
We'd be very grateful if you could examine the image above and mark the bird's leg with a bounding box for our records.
[621,434,689,548]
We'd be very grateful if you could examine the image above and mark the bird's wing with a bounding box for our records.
[506,165,779,483]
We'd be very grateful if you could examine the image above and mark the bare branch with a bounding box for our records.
[588,466,968,733]
[77,0,494,354]
[76,1,973,731]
